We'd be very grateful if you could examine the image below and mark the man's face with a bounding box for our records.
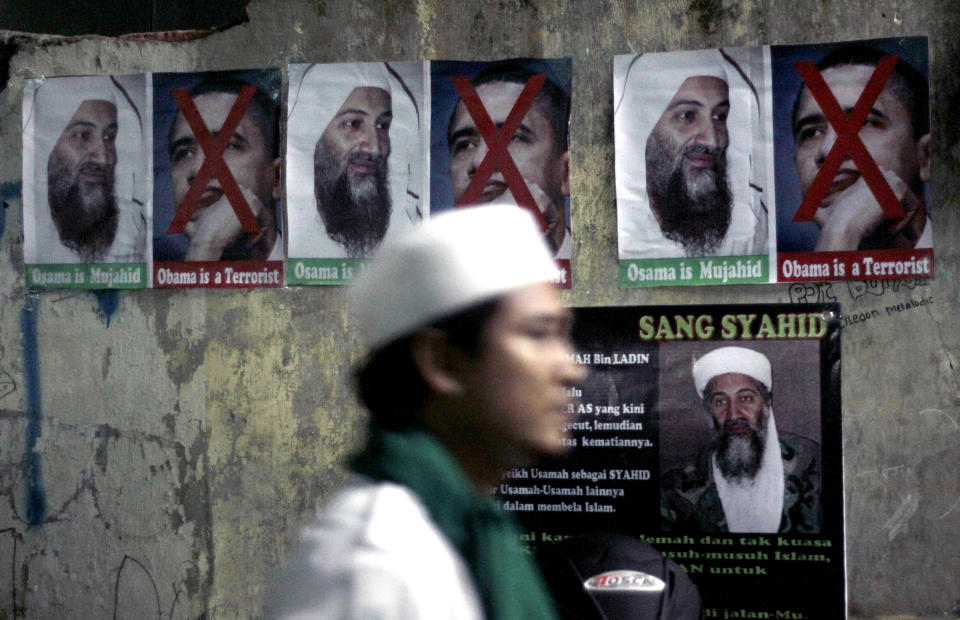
[645,76,733,255]
[793,64,926,208]
[48,99,118,226]
[647,75,730,198]
[706,372,768,481]
[314,87,393,257]
[457,282,585,459]
[318,86,392,180]
[169,92,277,224]
[707,372,766,431]
[448,81,569,208]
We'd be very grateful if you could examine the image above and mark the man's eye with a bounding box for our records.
[452,138,476,155]
[712,397,727,408]
[376,120,392,131]
[713,112,728,123]
[676,110,697,123]
[796,126,823,143]
[171,147,192,163]
[740,394,755,403]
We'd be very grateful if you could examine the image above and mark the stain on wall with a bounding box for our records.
[0,1,958,617]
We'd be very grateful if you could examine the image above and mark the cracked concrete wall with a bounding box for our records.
[0,1,958,617]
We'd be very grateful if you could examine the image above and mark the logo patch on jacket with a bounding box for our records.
[583,570,666,592]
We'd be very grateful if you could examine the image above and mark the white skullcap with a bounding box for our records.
[352,205,559,350]
[692,346,772,396]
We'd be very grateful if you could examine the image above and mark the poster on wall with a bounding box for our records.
[430,58,573,288]
[152,68,284,288]
[285,61,426,285]
[22,74,150,289]
[615,36,932,287]
[496,303,845,618]
[771,37,932,283]
[614,48,771,287]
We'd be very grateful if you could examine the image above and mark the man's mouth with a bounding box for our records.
[684,152,716,168]
[194,188,224,213]
[826,169,860,197]
[478,181,508,202]
[349,159,377,175]
[348,153,382,176]
[724,420,754,436]
[78,163,109,184]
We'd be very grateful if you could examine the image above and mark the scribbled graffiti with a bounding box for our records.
[0,528,24,617]
[1,422,209,617]
[789,279,933,330]
[0,368,15,402]
[847,278,929,303]
[788,282,838,304]
[113,555,162,619]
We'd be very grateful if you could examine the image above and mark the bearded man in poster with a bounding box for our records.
[616,49,766,260]
[26,75,146,265]
[661,346,820,533]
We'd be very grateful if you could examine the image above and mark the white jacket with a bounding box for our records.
[267,476,484,619]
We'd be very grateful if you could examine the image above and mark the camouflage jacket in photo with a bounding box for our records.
[660,431,821,533]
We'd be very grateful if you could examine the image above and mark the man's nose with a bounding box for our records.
[816,126,839,166]
[694,118,721,150]
[558,341,587,387]
[356,124,387,157]
[731,400,755,421]
[88,135,111,164]
[186,150,206,185]
[468,140,489,176]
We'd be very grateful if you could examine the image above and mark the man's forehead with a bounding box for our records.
[334,86,391,116]
[173,91,261,139]
[667,75,729,108]
[455,80,551,126]
[68,99,118,124]
[798,63,905,113]
[707,372,761,392]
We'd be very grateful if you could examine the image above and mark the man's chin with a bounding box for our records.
[683,171,721,202]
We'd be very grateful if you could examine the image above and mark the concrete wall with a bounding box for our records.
[1,1,958,617]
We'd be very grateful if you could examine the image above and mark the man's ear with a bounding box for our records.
[410,328,467,397]
[271,157,282,202]
[917,134,931,183]
[559,150,570,197]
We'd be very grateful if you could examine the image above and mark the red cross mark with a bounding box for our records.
[451,74,549,228]
[792,55,905,223]
[166,84,261,234]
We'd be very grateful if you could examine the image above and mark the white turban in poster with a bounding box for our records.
[286,62,423,260]
[23,74,148,265]
[614,49,767,260]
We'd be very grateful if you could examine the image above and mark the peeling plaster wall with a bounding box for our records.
[0,1,958,617]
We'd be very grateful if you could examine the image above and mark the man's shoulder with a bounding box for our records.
[267,477,483,619]
[661,448,714,494]
[778,432,820,466]
[309,478,449,554]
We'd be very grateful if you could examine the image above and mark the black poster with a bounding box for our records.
[498,304,844,619]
